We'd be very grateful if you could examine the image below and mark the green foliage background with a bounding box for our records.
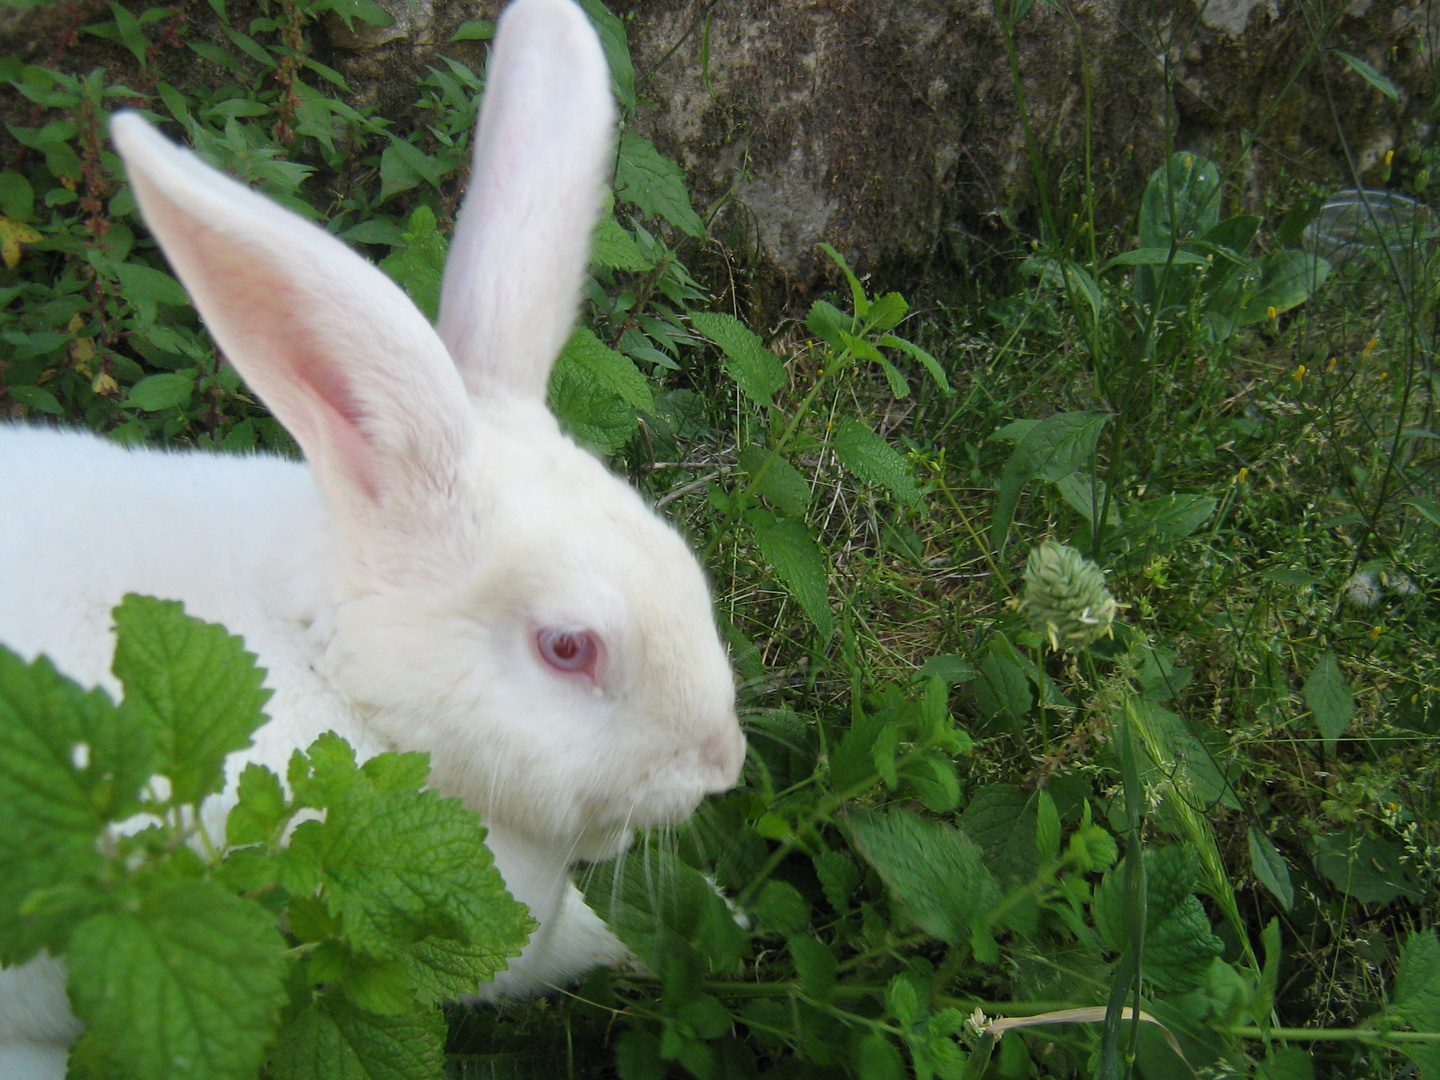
[1,0,1439,1078]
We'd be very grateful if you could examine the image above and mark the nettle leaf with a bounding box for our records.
[591,213,653,272]
[1094,846,1224,991]
[549,354,638,456]
[849,807,1001,946]
[67,879,287,1080]
[558,326,653,412]
[739,445,810,517]
[832,418,921,508]
[0,646,151,963]
[268,994,445,1080]
[1304,652,1353,754]
[378,205,447,322]
[615,132,704,237]
[112,594,271,805]
[226,763,288,847]
[788,934,837,1003]
[690,311,787,409]
[1393,930,1440,1078]
[747,510,832,637]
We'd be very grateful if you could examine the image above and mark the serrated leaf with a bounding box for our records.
[68,879,286,1080]
[849,807,1001,945]
[0,646,151,963]
[1093,846,1224,991]
[690,311,787,408]
[1304,652,1353,753]
[753,880,809,935]
[738,445,810,517]
[557,326,652,412]
[787,934,836,1002]
[959,784,1039,888]
[402,934,519,1005]
[581,847,744,976]
[126,372,195,411]
[812,849,860,913]
[378,205,447,322]
[615,132,704,237]
[315,786,533,965]
[112,595,270,805]
[268,995,445,1080]
[1394,930,1440,1033]
[226,763,287,847]
[832,418,921,508]
[591,214,653,271]
[549,355,638,455]
[747,511,832,637]
[1035,789,1061,862]
[1248,826,1294,911]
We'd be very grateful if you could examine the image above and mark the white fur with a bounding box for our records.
[0,0,744,1073]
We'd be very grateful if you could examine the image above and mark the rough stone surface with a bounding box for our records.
[1,0,1433,299]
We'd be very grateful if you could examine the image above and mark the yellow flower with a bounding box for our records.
[1294,364,1306,382]
[1267,305,1277,321]
[1371,625,1384,639]
[1236,466,1249,484]
[1326,356,1338,372]
[1363,337,1378,355]
[1385,149,1394,167]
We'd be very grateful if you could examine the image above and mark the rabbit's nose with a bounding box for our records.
[701,724,746,789]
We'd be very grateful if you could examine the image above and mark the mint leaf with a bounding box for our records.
[268,995,445,1080]
[746,510,832,637]
[402,934,519,1004]
[314,783,533,968]
[378,205,447,322]
[67,879,286,1080]
[0,646,151,963]
[849,807,1001,946]
[559,326,654,412]
[226,763,288,846]
[112,594,271,805]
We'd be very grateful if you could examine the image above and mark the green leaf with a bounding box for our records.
[1304,652,1353,753]
[226,763,287,847]
[738,445,810,517]
[1093,846,1224,992]
[1235,251,1331,323]
[1035,789,1060,863]
[817,242,869,318]
[575,0,636,113]
[1393,929,1440,1028]
[1309,830,1423,905]
[959,784,1039,888]
[68,879,287,1080]
[1247,826,1294,911]
[1336,50,1399,101]
[788,934,836,1002]
[113,261,190,307]
[312,785,533,966]
[753,880,809,935]
[268,995,445,1080]
[449,18,494,40]
[993,411,1111,552]
[832,418,921,508]
[1103,247,1210,268]
[615,132,704,237]
[378,205,447,322]
[1138,152,1222,248]
[972,637,1033,725]
[690,311,787,408]
[0,646,150,963]
[849,807,1001,946]
[747,511,832,637]
[879,334,952,393]
[557,326,653,412]
[9,385,62,414]
[805,299,851,349]
[591,214,653,271]
[112,595,270,805]
[581,848,744,976]
[126,372,195,412]
[549,355,638,455]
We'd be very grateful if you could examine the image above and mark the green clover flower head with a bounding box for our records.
[1021,540,1118,651]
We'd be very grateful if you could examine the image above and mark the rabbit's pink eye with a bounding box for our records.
[537,628,599,677]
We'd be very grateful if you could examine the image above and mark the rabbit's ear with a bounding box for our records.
[436,0,615,402]
[111,113,471,516]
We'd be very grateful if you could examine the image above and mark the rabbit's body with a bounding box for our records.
[0,0,743,1073]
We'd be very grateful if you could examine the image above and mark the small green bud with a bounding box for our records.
[1020,541,1118,650]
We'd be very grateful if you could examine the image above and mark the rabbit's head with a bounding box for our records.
[109,0,744,859]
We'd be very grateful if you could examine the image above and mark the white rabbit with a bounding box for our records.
[0,0,745,1074]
